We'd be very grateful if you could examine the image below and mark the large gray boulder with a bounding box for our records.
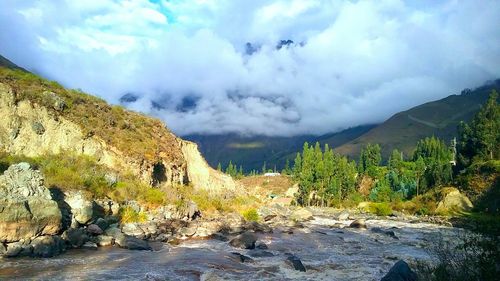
[31,236,65,257]
[62,228,88,248]
[229,231,257,249]
[290,208,313,222]
[381,260,417,281]
[0,163,62,242]
[435,188,473,214]
[65,191,94,225]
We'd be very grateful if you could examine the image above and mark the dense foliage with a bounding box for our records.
[290,91,499,215]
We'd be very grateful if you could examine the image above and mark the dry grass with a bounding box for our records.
[0,67,181,162]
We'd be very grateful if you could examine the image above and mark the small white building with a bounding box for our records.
[264,172,280,177]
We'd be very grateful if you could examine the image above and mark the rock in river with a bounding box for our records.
[349,219,367,229]
[381,260,417,281]
[0,163,62,243]
[285,254,306,272]
[229,231,257,249]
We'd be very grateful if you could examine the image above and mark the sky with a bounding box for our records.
[1,0,499,137]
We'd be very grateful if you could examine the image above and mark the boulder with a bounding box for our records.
[116,235,151,251]
[82,241,98,250]
[248,250,275,258]
[3,241,25,257]
[381,260,417,281]
[285,254,306,272]
[95,218,109,232]
[31,236,65,257]
[95,235,114,247]
[121,223,145,238]
[290,208,313,222]
[244,221,273,233]
[255,241,268,249]
[87,224,103,235]
[65,191,94,225]
[435,188,473,214]
[230,252,254,263]
[62,228,88,248]
[0,163,62,242]
[229,231,257,249]
[349,219,367,229]
[337,211,350,220]
[211,232,229,242]
[105,226,125,242]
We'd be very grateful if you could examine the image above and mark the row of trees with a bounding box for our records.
[291,90,498,206]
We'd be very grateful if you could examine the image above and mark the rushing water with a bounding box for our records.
[0,217,461,280]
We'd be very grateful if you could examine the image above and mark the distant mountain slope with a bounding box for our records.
[184,124,376,172]
[0,55,27,71]
[335,80,500,160]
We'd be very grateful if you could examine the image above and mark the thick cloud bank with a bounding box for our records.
[1,0,499,136]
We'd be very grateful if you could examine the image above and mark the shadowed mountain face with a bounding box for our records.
[335,80,500,160]
[0,55,27,71]
[184,125,376,172]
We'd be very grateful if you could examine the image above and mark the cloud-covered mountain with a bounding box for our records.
[1,0,500,136]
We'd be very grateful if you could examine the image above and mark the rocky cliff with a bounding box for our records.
[0,68,235,192]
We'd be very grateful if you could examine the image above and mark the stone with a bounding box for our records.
[31,121,45,135]
[178,224,197,237]
[229,231,257,249]
[62,228,88,248]
[194,220,222,238]
[248,250,275,258]
[435,188,473,214]
[286,254,306,272]
[87,224,104,235]
[95,235,114,247]
[290,208,313,222]
[349,219,367,229]
[65,191,94,225]
[0,163,62,242]
[95,218,109,231]
[211,232,229,242]
[381,260,417,281]
[230,252,254,263]
[82,241,98,250]
[245,221,273,233]
[4,241,24,257]
[31,236,65,257]
[116,235,151,251]
[105,226,125,242]
[255,242,268,249]
[122,223,145,238]
[371,227,398,239]
[95,235,115,247]
[337,211,350,220]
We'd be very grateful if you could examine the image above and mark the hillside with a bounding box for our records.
[0,66,235,192]
[335,80,500,160]
[0,54,27,71]
[184,124,375,172]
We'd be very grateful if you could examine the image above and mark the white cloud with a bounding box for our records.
[0,0,499,137]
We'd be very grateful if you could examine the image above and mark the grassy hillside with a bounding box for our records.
[0,55,27,71]
[336,80,500,160]
[185,124,375,172]
[0,67,181,162]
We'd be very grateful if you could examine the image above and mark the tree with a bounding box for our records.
[414,156,426,196]
[457,90,499,167]
[358,143,382,177]
[261,162,267,174]
[217,162,222,172]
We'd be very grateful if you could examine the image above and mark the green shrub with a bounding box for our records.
[119,206,147,223]
[242,209,260,222]
[368,202,393,216]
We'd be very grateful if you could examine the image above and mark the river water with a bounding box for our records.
[0,217,461,280]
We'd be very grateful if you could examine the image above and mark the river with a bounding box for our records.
[0,217,461,280]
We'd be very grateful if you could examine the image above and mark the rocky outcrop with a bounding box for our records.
[0,163,62,243]
[0,82,235,192]
[435,188,473,214]
[180,140,236,191]
[381,260,417,281]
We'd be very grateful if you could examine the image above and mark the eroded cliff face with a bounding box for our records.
[180,140,236,191]
[0,82,235,191]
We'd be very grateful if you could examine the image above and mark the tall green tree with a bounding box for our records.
[457,90,499,167]
[358,143,382,177]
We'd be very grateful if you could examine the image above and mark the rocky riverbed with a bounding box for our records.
[0,163,464,280]
[0,214,462,280]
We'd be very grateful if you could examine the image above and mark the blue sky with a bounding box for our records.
[1,0,500,136]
